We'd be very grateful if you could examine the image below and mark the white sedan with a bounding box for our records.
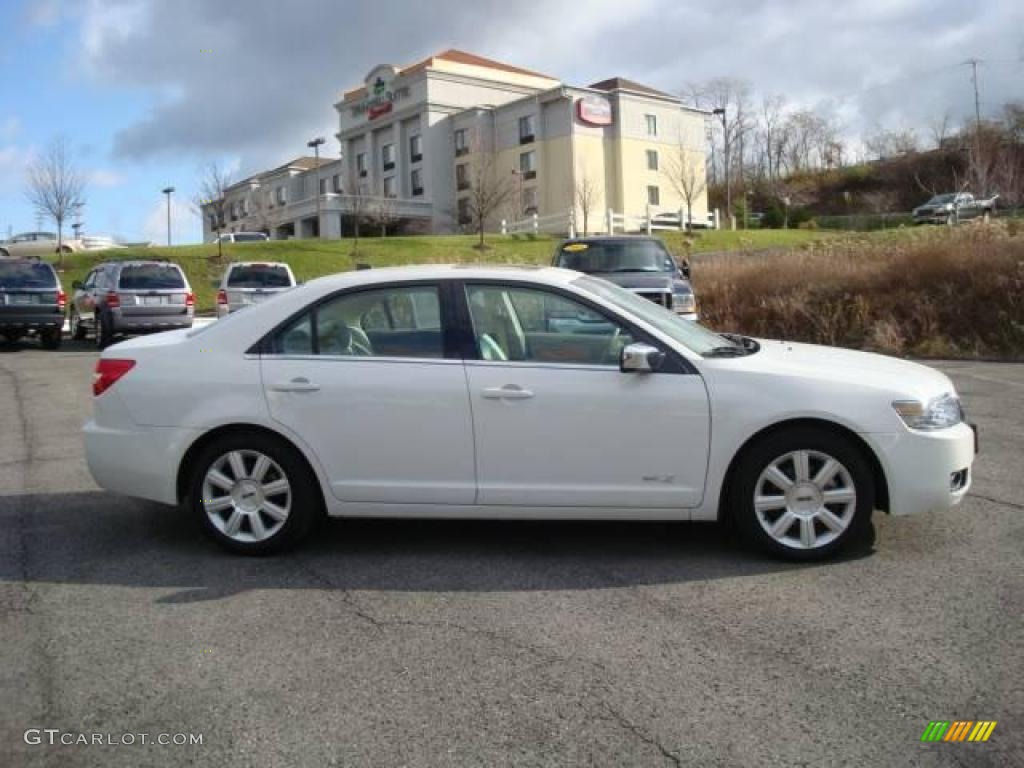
[83,265,976,559]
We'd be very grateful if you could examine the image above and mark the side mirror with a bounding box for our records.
[679,260,691,280]
[71,280,83,290]
[620,342,665,373]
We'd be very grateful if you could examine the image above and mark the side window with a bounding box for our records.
[271,285,443,359]
[465,285,634,366]
[82,271,96,289]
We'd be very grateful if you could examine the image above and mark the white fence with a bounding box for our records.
[501,206,719,237]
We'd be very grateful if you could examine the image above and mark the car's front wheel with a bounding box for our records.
[730,427,874,560]
[187,431,320,555]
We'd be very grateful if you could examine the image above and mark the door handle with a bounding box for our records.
[482,385,534,400]
[269,377,320,393]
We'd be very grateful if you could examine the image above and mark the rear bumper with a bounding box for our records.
[0,312,63,329]
[111,310,194,332]
[866,422,976,516]
[84,418,196,506]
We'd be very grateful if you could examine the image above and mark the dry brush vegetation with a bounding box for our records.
[694,221,1024,360]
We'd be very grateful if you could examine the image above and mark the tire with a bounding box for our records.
[186,431,320,555]
[70,310,87,341]
[40,327,62,350]
[729,426,875,561]
[95,311,113,349]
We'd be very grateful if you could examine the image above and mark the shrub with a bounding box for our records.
[693,222,1024,360]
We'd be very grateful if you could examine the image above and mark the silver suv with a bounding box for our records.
[70,261,194,348]
[216,261,296,317]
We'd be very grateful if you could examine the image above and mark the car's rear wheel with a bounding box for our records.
[70,310,87,340]
[730,427,874,560]
[187,432,319,555]
[95,312,113,349]
[40,327,62,350]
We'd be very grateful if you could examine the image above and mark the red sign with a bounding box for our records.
[577,95,613,126]
[368,101,393,120]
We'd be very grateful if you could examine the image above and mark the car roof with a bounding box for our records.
[305,264,579,290]
[558,235,664,247]
[228,261,290,267]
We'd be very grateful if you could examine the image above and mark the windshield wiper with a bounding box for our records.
[703,345,749,357]
[705,334,761,357]
[606,267,663,273]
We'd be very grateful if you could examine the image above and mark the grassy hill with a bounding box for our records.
[52,229,833,313]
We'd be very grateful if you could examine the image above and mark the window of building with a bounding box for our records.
[454,128,468,156]
[332,174,342,193]
[522,186,538,215]
[411,168,423,197]
[457,197,471,225]
[456,163,470,191]
[645,114,657,136]
[356,152,367,178]
[647,185,660,206]
[240,198,248,216]
[518,115,535,144]
[519,151,536,180]
[229,202,238,220]
[382,176,396,198]
[382,144,395,171]
[646,149,659,171]
[409,134,422,163]
[276,187,287,205]
[318,178,327,195]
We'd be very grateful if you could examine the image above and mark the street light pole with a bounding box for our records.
[161,187,175,246]
[307,137,326,239]
[712,107,730,228]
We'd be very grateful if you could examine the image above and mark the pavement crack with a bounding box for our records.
[968,492,1024,511]
[595,700,682,767]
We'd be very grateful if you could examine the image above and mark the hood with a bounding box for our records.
[591,272,690,292]
[743,339,955,401]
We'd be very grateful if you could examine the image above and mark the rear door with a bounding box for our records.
[226,263,294,310]
[117,263,190,318]
[261,281,476,505]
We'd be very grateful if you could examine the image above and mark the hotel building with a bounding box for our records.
[203,50,710,241]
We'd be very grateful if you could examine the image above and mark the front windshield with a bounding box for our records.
[555,240,676,273]
[573,275,736,356]
[928,194,955,204]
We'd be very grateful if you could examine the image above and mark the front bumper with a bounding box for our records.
[866,422,976,516]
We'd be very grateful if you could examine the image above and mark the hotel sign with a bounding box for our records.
[351,65,410,121]
[576,95,613,126]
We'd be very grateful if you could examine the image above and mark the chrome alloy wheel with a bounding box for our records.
[201,450,291,543]
[753,449,857,550]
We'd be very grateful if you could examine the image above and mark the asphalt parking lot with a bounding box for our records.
[1,340,1022,767]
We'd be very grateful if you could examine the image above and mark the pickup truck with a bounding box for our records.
[912,193,998,225]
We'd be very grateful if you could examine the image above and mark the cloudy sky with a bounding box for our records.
[1,0,1021,243]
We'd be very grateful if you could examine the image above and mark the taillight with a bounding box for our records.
[56,289,66,310]
[186,292,196,307]
[105,290,120,308]
[93,359,135,397]
[216,289,227,306]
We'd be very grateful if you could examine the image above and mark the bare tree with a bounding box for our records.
[462,146,513,249]
[366,190,400,237]
[195,161,233,261]
[24,136,86,268]
[245,185,274,235]
[574,167,600,236]
[662,140,707,231]
[343,183,371,255]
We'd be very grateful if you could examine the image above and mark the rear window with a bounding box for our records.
[227,264,292,289]
[118,264,186,290]
[0,262,58,288]
[554,240,676,274]
[232,233,268,243]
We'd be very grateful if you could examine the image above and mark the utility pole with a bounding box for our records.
[712,107,731,227]
[966,58,982,130]
[307,137,326,239]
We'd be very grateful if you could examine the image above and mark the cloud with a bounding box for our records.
[141,195,196,245]
[88,168,127,187]
[72,0,1023,174]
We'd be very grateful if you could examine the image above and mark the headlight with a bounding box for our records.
[672,292,696,314]
[892,393,963,430]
